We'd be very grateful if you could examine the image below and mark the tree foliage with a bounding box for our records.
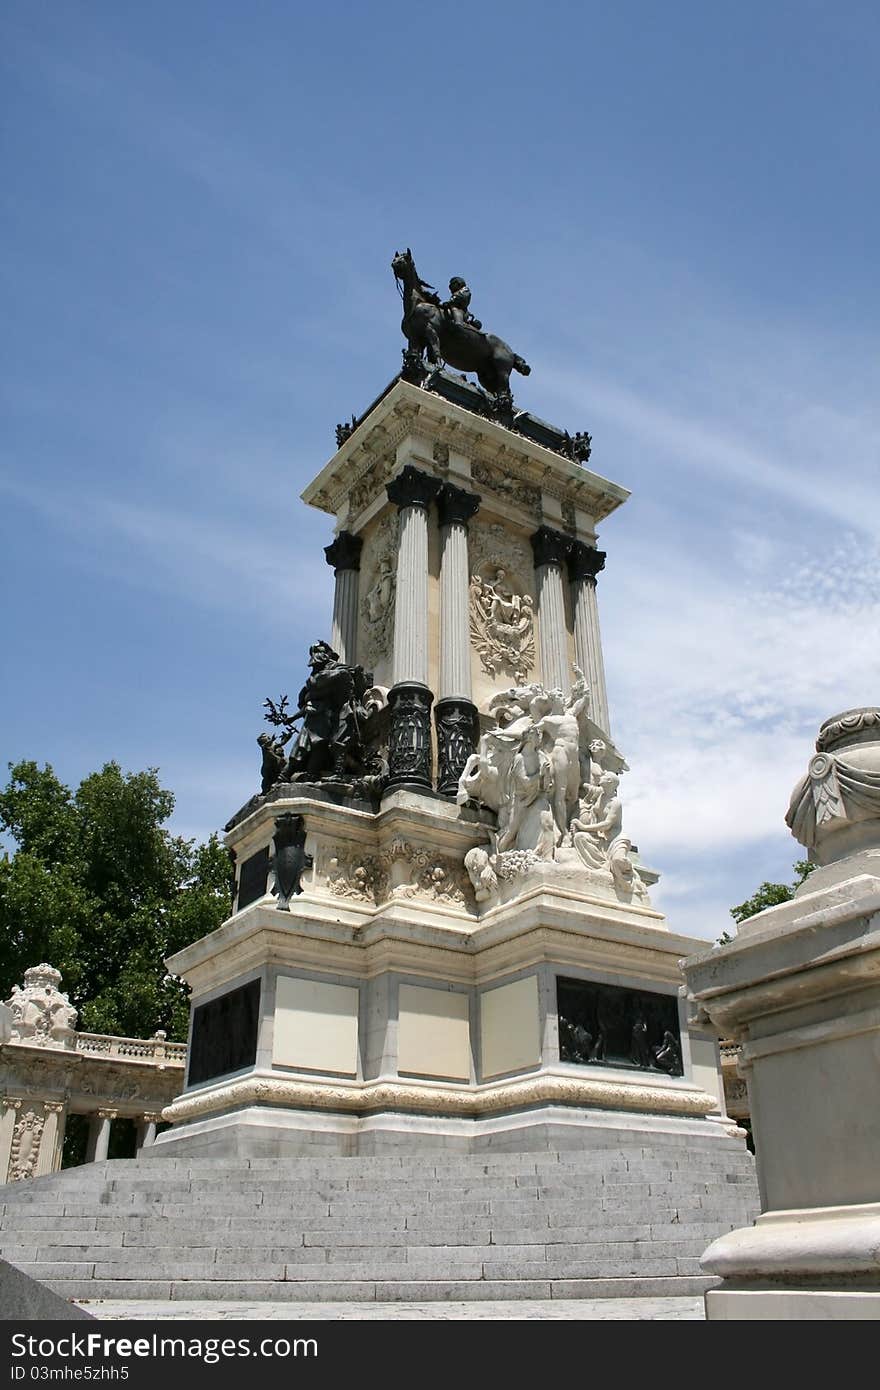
[0,761,232,1041]
[719,859,816,943]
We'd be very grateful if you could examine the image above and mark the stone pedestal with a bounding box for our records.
[684,708,880,1320]
[154,781,742,1160]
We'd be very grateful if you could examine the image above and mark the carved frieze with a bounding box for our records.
[348,454,397,521]
[322,849,388,904]
[471,459,541,519]
[379,837,471,907]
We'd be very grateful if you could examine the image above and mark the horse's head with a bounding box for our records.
[391,248,412,281]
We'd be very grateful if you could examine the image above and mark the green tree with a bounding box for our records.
[719,859,816,943]
[0,761,232,1041]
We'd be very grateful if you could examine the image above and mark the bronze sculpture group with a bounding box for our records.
[391,248,530,414]
[259,641,381,793]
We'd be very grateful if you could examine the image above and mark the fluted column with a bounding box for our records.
[89,1108,115,1163]
[137,1114,161,1151]
[385,465,441,789]
[324,531,363,664]
[35,1101,66,1176]
[435,482,481,795]
[569,541,610,734]
[531,526,572,695]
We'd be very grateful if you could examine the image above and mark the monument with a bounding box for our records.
[684,709,880,1319]
[153,252,746,1161]
[0,255,759,1307]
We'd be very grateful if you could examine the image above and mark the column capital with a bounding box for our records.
[530,525,572,569]
[386,464,441,513]
[141,1112,164,1124]
[44,1101,66,1114]
[324,530,363,573]
[568,540,606,584]
[436,481,480,529]
[96,1108,118,1121]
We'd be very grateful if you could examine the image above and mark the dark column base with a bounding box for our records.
[434,697,480,797]
[386,682,435,790]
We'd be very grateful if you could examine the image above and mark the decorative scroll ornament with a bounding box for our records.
[4,965,78,1047]
[786,707,880,855]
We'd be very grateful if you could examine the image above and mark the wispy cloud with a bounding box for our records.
[0,472,333,619]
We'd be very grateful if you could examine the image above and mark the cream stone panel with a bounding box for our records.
[398,984,471,1080]
[687,1031,726,1113]
[480,975,540,1078]
[273,975,360,1076]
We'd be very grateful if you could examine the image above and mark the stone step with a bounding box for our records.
[38,1274,716,1303]
[0,1142,759,1303]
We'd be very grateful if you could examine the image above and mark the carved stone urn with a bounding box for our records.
[786,707,880,887]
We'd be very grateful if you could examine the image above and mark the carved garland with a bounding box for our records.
[162,1071,720,1125]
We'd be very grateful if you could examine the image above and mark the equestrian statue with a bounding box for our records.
[391,249,530,415]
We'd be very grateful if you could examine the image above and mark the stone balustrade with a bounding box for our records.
[1,965,185,1185]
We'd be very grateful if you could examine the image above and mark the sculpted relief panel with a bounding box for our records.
[359,511,398,672]
[7,1106,46,1182]
[468,524,536,685]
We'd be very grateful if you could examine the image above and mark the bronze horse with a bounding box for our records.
[391,249,530,401]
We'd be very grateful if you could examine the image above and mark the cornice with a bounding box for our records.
[301,381,629,528]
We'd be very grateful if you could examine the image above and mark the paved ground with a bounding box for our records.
[78,1297,705,1320]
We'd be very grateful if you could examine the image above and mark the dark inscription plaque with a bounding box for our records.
[556,976,683,1076]
[236,846,270,911]
[187,978,261,1086]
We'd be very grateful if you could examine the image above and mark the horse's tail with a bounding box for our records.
[513,355,531,376]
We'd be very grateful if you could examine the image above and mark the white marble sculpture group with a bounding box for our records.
[457,669,649,906]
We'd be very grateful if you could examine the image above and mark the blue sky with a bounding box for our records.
[3,1,879,940]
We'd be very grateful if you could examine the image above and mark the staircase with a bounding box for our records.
[0,1140,759,1304]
